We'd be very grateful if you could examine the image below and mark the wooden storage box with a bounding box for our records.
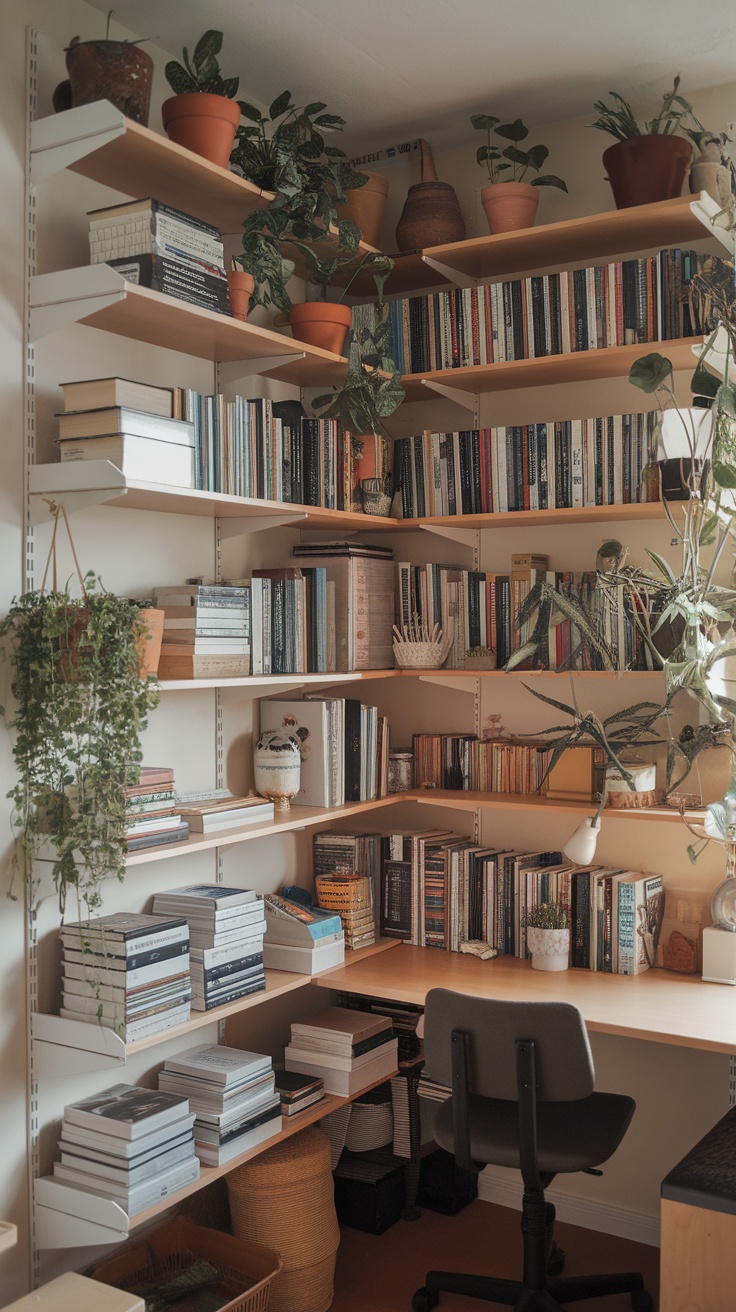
[85,1215,282,1312]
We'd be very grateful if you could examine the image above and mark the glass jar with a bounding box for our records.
[388,750,413,794]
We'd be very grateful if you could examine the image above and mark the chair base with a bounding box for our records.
[412,1269,653,1311]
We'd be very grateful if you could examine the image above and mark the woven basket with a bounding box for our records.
[319,1104,353,1169]
[84,1215,281,1312]
[345,1091,393,1152]
[227,1127,339,1312]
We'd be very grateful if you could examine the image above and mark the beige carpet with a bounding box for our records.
[331,1198,660,1311]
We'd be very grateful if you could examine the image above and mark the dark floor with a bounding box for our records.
[330,1198,659,1311]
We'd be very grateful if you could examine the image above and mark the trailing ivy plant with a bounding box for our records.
[312,299,404,437]
[0,574,159,917]
[232,89,349,192]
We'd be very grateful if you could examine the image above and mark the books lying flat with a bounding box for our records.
[262,935,344,974]
[57,407,194,444]
[263,893,343,945]
[62,1085,190,1140]
[126,823,190,853]
[195,1107,282,1166]
[275,1070,326,1116]
[61,913,189,955]
[58,434,195,489]
[60,1000,191,1043]
[108,254,230,315]
[58,1135,195,1186]
[51,1152,200,1215]
[157,649,251,679]
[162,1045,271,1086]
[291,1007,393,1045]
[285,1040,399,1096]
[176,800,274,832]
[58,1114,196,1160]
[60,377,174,417]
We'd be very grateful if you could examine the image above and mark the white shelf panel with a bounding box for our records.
[0,1221,17,1252]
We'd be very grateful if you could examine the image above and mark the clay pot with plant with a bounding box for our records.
[470,115,567,234]
[163,30,241,168]
[588,76,699,209]
[53,11,153,125]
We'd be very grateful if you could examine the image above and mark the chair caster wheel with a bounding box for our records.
[547,1242,565,1276]
[631,1292,653,1312]
[412,1288,439,1311]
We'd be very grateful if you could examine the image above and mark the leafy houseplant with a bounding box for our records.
[588,76,698,209]
[0,573,159,918]
[470,115,567,234]
[162,30,241,168]
[231,90,348,193]
[523,901,570,971]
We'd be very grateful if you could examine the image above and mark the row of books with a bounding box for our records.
[152,887,267,1013]
[158,1045,281,1167]
[284,1006,399,1097]
[393,412,660,519]
[381,248,701,374]
[411,736,606,797]
[260,696,390,806]
[397,558,648,672]
[379,829,664,973]
[89,196,231,316]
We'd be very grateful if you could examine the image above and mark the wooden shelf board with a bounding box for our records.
[403,502,667,529]
[157,668,664,691]
[124,794,404,866]
[61,111,269,233]
[407,788,703,823]
[316,946,736,1055]
[401,338,702,400]
[423,196,712,282]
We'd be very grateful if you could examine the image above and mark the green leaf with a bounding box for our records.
[470,114,500,130]
[629,352,673,392]
[269,89,293,119]
[713,461,736,488]
[192,30,223,70]
[476,145,501,164]
[645,549,677,584]
[313,113,346,130]
[691,359,720,398]
[303,101,328,116]
[237,100,264,123]
[525,143,549,170]
[531,174,568,190]
[495,118,529,142]
[502,145,531,167]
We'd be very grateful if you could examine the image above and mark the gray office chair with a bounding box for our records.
[412,989,652,1312]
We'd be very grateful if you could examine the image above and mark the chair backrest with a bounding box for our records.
[423,989,595,1102]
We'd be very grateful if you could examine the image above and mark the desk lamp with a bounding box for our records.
[562,792,606,865]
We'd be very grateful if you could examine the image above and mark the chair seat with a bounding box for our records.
[433,1091,635,1174]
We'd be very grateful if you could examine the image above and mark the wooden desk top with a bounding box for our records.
[316,946,736,1056]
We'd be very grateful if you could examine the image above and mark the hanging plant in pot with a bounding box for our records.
[588,76,698,210]
[0,517,159,918]
[162,30,241,169]
[470,115,567,235]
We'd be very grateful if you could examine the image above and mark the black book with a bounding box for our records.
[495,576,511,669]
[343,698,362,803]
[548,274,562,356]
[413,433,426,519]
[382,859,412,938]
[272,400,307,505]
[107,255,229,315]
[572,268,588,352]
[301,417,320,506]
[530,276,547,357]
[510,279,525,360]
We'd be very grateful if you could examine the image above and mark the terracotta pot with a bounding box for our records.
[395,181,466,251]
[161,93,241,168]
[481,182,540,235]
[137,607,164,678]
[603,135,693,209]
[289,302,352,355]
[336,172,389,248]
[226,269,255,321]
[63,40,154,126]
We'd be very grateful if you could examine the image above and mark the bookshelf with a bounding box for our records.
[23,84,723,1261]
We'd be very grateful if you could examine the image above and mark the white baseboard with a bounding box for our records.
[477,1168,661,1249]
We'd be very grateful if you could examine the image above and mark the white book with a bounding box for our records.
[195,1113,283,1166]
[284,1036,397,1072]
[160,1072,275,1111]
[58,434,194,488]
[59,1136,194,1185]
[59,1114,195,1160]
[262,936,345,974]
[285,1041,398,1097]
[60,377,174,417]
[52,1153,200,1215]
[162,1044,272,1086]
[153,886,259,917]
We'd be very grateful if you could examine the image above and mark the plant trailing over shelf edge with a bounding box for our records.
[312,302,405,438]
[165,29,239,98]
[470,115,567,190]
[0,573,159,916]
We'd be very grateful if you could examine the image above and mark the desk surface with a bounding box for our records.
[317,946,736,1056]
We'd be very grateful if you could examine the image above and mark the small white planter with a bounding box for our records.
[657,407,714,461]
[527,927,570,972]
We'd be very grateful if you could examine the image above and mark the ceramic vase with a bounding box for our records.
[254,728,302,812]
[526,926,570,971]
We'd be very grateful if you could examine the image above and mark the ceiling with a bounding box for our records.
[89,0,736,154]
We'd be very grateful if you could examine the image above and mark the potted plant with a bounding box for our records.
[588,76,698,209]
[312,302,404,512]
[0,571,159,917]
[524,902,570,971]
[53,14,153,125]
[470,115,567,234]
[162,30,241,168]
[687,125,736,210]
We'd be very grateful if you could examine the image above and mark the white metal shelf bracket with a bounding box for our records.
[28,488,125,524]
[30,266,130,341]
[691,324,730,379]
[217,354,307,386]
[31,1014,126,1077]
[689,191,736,255]
[30,292,125,341]
[421,255,478,289]
[419,379,478,411]
[218,512,308,538]
[34,1205,128,1249]
[419,524,478,547]
[30,101,126,186]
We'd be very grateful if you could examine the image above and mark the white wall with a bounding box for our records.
[0,1,735,1299]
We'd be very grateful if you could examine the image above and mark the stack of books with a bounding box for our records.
[47,1083,199,1215]
[124,766,189,854]
[88,197,230,316]
[259,695,389,805]
[60,913,191,1042]
[153,582,251,680]
[55,376,195,488]
[313,831,383,938]
[176,792,275,834]
[274,1069,326,1117]
[284,1007,399,1096]
[158,1045,281,1166]
[152,885,266,1011]
[292,542,395,671]
[262,891,345,974]
[315,873,375,950]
